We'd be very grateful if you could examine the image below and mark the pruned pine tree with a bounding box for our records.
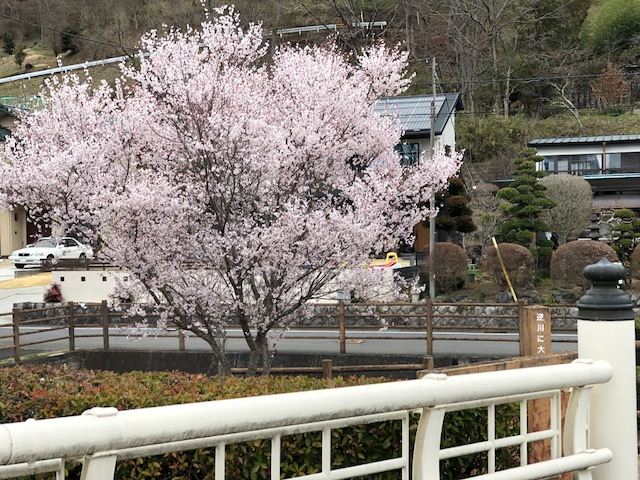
[496,148,556,263]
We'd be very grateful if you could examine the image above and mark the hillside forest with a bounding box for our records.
[2,0,640,253]
[1,0,640,116]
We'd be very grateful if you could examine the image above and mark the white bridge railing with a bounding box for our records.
[0,359,612,480]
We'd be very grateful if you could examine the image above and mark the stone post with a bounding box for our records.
[576,258,638,480]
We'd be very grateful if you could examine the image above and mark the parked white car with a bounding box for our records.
[8,237,94,269]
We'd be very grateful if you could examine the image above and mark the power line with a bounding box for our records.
[413,72,640,87]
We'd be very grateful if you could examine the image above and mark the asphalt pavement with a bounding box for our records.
[0,261,48,324]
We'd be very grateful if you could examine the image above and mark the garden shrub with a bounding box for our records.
[483,243,535,290]
[630,243,640,280]
[421,242,469,293]
[0,365,522,480]
[550,241,618,287]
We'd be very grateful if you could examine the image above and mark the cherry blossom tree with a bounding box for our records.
[0,7,462,375]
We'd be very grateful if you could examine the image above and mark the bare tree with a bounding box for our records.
[422,0,530,114]
[463,174,501,247]
[539,174,593,245]
[548,81,583,128]
[292,0,400,53]
[591,62,632,111]
[420,0,579,116]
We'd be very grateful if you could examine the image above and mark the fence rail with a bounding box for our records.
[0,300,579,365]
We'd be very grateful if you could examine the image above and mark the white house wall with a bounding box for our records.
[0,113,28,257]
[440,115,457,149]
[0,208,26,256]
[416,120,457,159]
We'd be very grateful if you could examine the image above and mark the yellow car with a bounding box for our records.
[368,252,411,269]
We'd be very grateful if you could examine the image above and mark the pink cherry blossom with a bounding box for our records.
[0,7,462,375]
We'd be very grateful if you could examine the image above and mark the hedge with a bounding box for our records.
[0,365,520,479]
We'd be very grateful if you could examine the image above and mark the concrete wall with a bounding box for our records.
[53,269,130,303]
[28,350,502,378]
[52,268,400,305]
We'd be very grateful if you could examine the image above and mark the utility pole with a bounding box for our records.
[429,57,436,300]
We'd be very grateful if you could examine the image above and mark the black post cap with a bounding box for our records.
[576,258,635,321]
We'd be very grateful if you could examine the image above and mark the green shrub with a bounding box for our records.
[1,32,15,55]
[550,241,619,287]
[0,365,522,479]
[421,242,469,293]
[629,243,640,280]
[13,44,26,68]
[611,208,640,269]
[483,242,535,290]
[441,404,520,478]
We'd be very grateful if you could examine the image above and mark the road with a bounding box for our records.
[0,263,578,360]
[0,324,578,361]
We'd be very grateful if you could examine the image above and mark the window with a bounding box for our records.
[541,154,602,175]
[605,153,640,173]
[395,143,420,166]
[621,152,640,173]
[606,153,621,172]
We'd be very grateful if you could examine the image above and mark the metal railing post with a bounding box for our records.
[68,302,75,351]
[101,300,109,350]
[12,307,20,363]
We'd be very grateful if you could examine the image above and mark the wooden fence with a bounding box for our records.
[0,300,579,364]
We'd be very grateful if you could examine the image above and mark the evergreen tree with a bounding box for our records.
[496,148,556,259]
[434,176,476,242]
[61,27,80,54]
[610,208,640,270]
[581,0,640,54]
[2,32,15,55]
[13,44,26,68]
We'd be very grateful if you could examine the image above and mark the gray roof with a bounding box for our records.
[373,93,463,139]
[528,134,640,147]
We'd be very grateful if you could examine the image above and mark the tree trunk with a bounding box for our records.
[490,32,501,115]
[246,332,270,376]
[178,315,230,376]
[503,66,511,117]
[402,0,415,58]
[212,344,231,376]
[195,330,230,376]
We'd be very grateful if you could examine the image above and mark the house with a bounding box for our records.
[0,97,43,256]
[373,93,462,166]
[374,93,464,251]
[528,134,640,210]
